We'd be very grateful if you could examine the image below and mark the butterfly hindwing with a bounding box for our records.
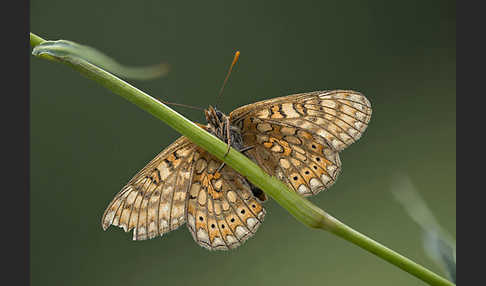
[243,126,342,196]
[186,148,265,250]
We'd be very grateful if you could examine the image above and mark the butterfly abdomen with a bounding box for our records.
[249,183,267,202]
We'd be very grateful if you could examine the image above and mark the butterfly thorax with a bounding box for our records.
[204,105,267,201]
[204,106,244,151]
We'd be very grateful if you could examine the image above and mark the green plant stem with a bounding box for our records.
[30,32,454,286]
[30,32,45,47]
[326,215,451,286]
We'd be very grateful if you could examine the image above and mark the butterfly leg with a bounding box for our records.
[224,117,232,157]
[216,162,226,173]
[217,146,254,173]
[239,145,255,153]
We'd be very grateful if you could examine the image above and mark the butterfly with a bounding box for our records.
[101,90,372,250]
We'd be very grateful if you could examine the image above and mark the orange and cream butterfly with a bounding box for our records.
[101,53,372,250]
[101,89,372,250]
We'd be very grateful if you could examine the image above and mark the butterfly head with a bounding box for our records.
[204,105,244,150]
[204,106,226,129]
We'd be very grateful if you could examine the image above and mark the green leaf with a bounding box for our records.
[32,39,169,80]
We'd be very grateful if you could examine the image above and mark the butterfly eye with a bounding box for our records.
[215,110,224,120]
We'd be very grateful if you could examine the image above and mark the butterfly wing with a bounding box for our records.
[230,90,371,196]
[101,136,197,240]
[186,148,265,250]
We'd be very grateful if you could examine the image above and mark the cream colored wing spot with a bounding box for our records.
[280,103,301,118]
[257,123,273,133]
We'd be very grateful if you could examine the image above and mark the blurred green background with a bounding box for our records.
[30,0,455,285]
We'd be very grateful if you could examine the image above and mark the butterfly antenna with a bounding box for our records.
[157,99,204,111]
[217,51,240,106]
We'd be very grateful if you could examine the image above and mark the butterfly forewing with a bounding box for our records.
[101,136,197,240]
